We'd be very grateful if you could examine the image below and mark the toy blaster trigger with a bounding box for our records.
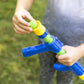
[22,21,84,80]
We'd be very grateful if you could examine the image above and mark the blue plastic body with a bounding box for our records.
[22,36,63,57]
[22,27,84,78]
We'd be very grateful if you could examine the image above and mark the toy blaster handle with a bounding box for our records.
[22,21,84,80]
[54,50,84,80]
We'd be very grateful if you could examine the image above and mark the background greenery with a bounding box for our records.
[0,0,84,84]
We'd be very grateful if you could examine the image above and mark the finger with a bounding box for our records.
[58,59,73,66]
[62,62,70,66]
[14,28,26,34]
[14,27,30,34]
[13,23,30,34]
[58,59,68,63]
[62,47,67,53]
[58,60,69,66]
[62,45,73,52]
[56,54,59,58]
[14,21,32,32]
[57,54,69,60]
[62,45,69,49]
[16,15,30,26]
[25,12,35,21]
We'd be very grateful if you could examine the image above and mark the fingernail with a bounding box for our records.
[28,23,30,26]
[29,28,32,31]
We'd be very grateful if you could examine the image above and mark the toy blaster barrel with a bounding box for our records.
[22,21,84,80]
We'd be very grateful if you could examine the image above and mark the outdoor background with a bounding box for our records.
[0,0,84,84]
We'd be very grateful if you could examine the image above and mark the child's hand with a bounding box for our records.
[56,45,83,66]
[12,9,35,34]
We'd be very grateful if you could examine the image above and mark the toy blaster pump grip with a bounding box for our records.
[22,21,84,80]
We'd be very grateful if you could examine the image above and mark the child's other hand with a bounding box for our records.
[56,45,83,66]
[12,9,35,34]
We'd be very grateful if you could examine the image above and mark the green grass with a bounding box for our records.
[0,0,84,84]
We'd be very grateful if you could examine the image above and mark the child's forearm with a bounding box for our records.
[15,0,35,11]
[77,43,84,57]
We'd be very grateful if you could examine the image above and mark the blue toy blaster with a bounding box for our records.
[22,21,84,80]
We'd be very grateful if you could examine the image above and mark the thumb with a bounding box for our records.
[25,12,35,21]
[62,45,70,52]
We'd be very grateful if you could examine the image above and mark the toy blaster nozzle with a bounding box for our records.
[22,43,50,57]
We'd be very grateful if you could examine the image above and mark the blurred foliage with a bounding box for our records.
[0,0,84,84]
